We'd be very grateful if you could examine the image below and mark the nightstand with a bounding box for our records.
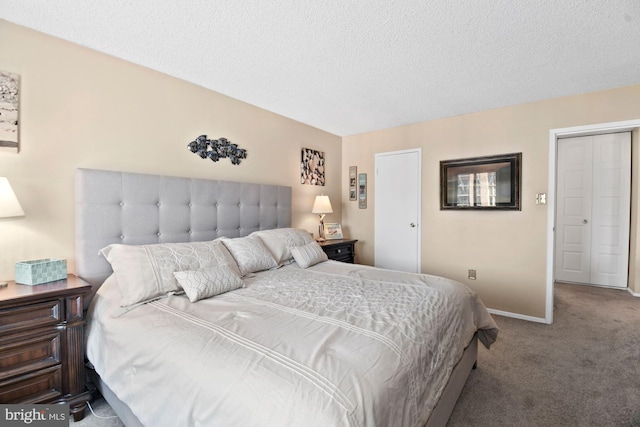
[317,239,358,263]
[0,274,92,421]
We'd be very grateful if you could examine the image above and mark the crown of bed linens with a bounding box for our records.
[75,168,292,302]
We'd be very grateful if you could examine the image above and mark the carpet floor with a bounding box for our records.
[448,282,640,426]
[70,398,124,427]
[72,282,640,427]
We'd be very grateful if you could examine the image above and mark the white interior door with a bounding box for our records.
[374,149,421,272]
[555,136,593,283]
[589,133,631,287]
[555,132,630,288]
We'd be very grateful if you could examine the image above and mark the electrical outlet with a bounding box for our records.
[468,269,476,280]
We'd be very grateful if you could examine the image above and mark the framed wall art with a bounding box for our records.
[440,152,521,210]
[349,166,357,200]
[358,173,367,209]
[301,148,325,186]
[0,70,19,153]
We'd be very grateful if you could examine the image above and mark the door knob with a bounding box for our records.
[583,219,588,224]
[410,223,416,228]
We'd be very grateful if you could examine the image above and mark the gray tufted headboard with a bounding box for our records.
[75,168,292,299]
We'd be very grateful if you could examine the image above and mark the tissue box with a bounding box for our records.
[15,258,67,285]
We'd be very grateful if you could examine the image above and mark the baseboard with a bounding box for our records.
[487,308,549,324]
[489,287,639,323]
[628,288,640,297]
[560,282,640,297]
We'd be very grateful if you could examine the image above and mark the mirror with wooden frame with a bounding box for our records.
[440,152,521,210]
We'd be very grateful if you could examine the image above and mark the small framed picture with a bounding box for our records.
[358,173,367,209]
[323,223,343,240]
[349,166,357,200]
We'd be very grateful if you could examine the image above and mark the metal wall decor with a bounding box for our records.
[187,135,247,165]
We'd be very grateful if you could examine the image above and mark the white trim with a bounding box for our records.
[487,308,548,324]
[628,288,640,297]
[547,119,640,324]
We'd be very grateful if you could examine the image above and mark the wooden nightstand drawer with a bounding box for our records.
[318,239,358,263]
[0,331,62,381]
[0,300,62,335]
[323,246,353,261]
[0,365,63,404]
[0,275,92,419]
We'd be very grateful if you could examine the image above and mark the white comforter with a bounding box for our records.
[86,261,498,427]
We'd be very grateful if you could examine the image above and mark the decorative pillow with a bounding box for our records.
[174,264,244,302]
[100,239,240,307]
[252,228,314,265]
[221,235,279,276]
[291,241,328,269]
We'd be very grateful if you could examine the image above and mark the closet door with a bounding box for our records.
[589,133,631,287]
[555,132,630,288]
[555,136,593,284]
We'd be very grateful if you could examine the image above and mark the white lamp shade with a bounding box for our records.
[312,195,333,214]
[0,177,25,218]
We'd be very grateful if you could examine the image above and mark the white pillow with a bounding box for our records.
[291,241,328,268]
[100,239,240,307]
[221,235,278,276]
[252,228,314,265]
[174,264,244,302]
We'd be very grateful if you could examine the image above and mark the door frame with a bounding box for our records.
[547,119,640,324]
[374,148,422,273]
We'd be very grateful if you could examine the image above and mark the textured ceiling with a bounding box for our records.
[2,1,640,136]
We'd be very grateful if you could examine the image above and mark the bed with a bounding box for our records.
[75,168,498,427]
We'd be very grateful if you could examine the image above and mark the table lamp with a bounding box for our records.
[0,177,25,218]
[312,195,333,240]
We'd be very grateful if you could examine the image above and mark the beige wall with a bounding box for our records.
[0,20,342,281]
[343,84,640,319]
[2,19,638,318]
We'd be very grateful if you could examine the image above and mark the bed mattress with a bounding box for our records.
[85,261,497,427]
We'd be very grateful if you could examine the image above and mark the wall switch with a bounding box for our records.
[536,193,547,205]
[468,269,476,280]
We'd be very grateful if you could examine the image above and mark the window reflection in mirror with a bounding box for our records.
[440,153,521,210]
